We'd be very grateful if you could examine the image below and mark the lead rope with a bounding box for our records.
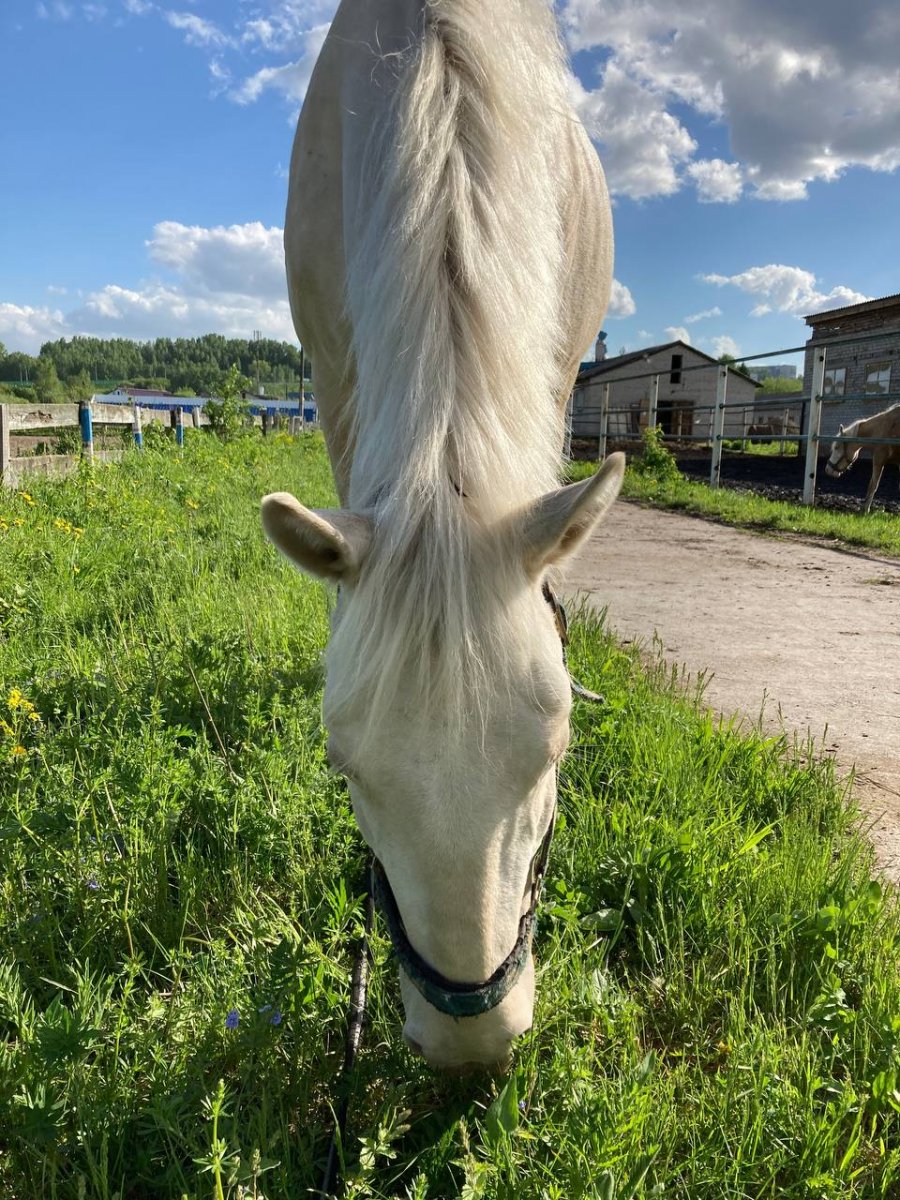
[318,874,375,1199]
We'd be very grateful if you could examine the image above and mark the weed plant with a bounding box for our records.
[1,435,900,1197]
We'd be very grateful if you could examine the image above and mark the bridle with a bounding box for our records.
[369,582,593,1018]
[319,582,600,1196]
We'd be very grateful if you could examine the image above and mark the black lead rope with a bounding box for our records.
[319,881,375,1199]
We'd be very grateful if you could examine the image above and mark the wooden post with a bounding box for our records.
[192,407,201,429]
[79,400,94,462]
[175,406,184,448]
[648,374,659,431]
[261,410,270,437]
[597,382,610,461]
[0,404,9,482]
[132,403,143,449]
[708,366,728,489]
[802,346,827,506]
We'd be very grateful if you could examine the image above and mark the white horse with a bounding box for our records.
[263,0,623,1069]
[825,404,900,513]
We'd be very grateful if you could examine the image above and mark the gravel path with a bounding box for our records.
[563,501,900,879]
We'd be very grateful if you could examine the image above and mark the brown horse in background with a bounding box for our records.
[825,404,900,512]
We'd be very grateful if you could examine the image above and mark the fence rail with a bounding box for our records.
[0,398,313,489]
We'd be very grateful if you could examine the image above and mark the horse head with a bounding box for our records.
[825,424,861,477]
[263,454,623,1068]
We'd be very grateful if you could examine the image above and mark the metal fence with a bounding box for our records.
[571,329,900,506]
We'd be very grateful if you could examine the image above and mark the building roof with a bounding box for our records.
[577,340,758,386]
[113,386,174,398]
[804,293,900,325]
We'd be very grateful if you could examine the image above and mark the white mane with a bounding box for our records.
[327,0,575,734]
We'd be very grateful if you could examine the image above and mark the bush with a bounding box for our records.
[631,425,682,483]
[204,363,251,442]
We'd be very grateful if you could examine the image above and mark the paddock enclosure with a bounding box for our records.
[572,329,900,512]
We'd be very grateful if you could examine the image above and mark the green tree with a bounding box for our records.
[34,357,64,403]
[66,369,94,401]
[204,364,251,441]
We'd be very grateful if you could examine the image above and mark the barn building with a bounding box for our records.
[571,339,760,442]
[803,293,900,439]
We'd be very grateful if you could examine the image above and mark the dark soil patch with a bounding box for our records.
[676,452,900,515]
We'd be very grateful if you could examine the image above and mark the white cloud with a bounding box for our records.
[0,303,69,349]
[0,222,296,352]
[231,23,329,105]
[710,334,740,358]
[607,278,636,319]
[703,265,870,317]
[561,0,900,200]
[46,284,68,296]
[82,3,107,19]
[665,326,692,345]
[37,1,74,19]
[569,63,696,200]
[163,11,233,48]
[122,0,153,13]
[684,306,722,324]
[687,159,743,204]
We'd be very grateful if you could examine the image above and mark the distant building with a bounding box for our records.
[572,340,760,441]
[803,293,900,439]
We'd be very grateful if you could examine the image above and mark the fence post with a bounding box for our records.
[79,399,94,462]
[261,410,270,437]
[597,382,610,461]
[132,404,143,449]
[175,406,184,449]
[802,346,827,506]
[0,404,9,482]
[192,407,201,430]
[708,366,728,489]
[648,374,659,431]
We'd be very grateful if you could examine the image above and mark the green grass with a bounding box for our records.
[567,457,900,558]
[3,433,900,1198]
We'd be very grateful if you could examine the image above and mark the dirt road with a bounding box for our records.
[563,502,900,878]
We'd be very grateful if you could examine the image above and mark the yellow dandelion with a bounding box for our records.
[73,527,84,537]
[11,745,27,758]
[72,565,81,574]
[12,518,24,527]
[0,719,14,738]
[8,689,23,709]
[0,521,8,532]
[185,498,199,510]
[18,492,35,506]
[27,711,41,722]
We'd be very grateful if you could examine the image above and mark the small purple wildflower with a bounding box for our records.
[86,879,100,891]
[225,1008,239,1029]
[270,1010,282,1026]
[518,1100,526,1112]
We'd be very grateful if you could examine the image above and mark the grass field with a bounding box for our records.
[3,433,900,1198]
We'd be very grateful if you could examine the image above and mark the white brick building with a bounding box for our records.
[803,293,900,439]
[572,340,760,441]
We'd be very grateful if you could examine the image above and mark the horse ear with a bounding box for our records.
[517,452,625,576]
[261,492,373,583]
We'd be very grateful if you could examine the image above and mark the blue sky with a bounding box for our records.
[1,0,898,369]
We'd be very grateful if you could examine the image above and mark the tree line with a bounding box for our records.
[0,334,308,402]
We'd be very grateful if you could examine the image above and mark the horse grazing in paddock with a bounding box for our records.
[825,404,900,512]
[262,0,623,1070]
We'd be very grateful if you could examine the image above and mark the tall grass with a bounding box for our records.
[2,434,899,1198]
